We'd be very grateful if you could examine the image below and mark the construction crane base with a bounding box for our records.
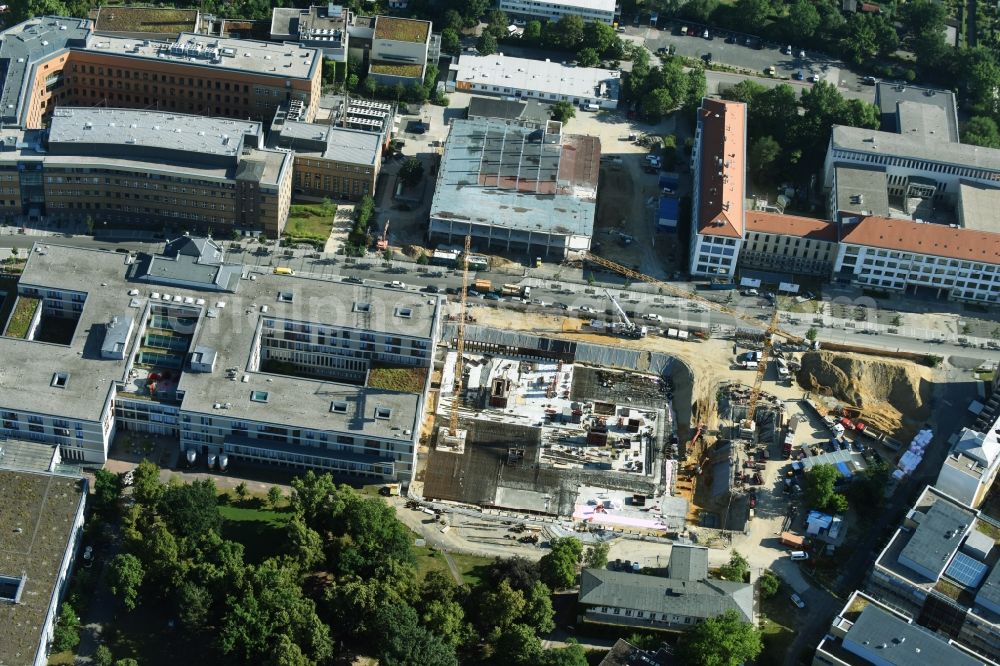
[435,427,467,454]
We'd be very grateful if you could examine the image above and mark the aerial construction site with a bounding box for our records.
[413,287,943,537]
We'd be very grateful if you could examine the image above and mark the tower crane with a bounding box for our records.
[449,234,472,437]
[745,307,780,425]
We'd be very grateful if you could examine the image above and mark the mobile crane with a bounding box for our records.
[584,252,803,427]
[605,289,647,338]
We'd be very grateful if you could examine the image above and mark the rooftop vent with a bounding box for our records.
[51,372,69,388]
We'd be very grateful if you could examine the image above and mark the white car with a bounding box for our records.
[790,550,809,561]
[644,313,662,322]
[579,305,596,313]
[389,280,407,289]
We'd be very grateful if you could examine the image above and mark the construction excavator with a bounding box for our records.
[582,252,802,429]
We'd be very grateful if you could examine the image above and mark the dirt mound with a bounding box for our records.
[796,351,934,437]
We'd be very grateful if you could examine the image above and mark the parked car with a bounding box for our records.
[342,276,363,284]
[790,593,806,609]
[862,75,878,85]
[484,292,502,301]
[388,280,407,289]
[702,29,710,39]
[792,70,804,80]
[790,551,809,561]
[421,285,441,293]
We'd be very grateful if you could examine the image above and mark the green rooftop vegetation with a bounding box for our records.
[976,519,1000,541]
[5,296,39,339]
[843,594,870,622]
[284,202,336,248]
[370,63,424,78]
[374,16,430,43]
[367,366,428,393]
[95,6,199,34]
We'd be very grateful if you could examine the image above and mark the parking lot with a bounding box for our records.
[621,22,875,104]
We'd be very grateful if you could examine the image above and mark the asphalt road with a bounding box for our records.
[6,233,1000,364]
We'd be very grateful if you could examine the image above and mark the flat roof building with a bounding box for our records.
[271,4,349,62]
[875,82,959,142]
[0,16,322,130]
[957,181,1000,233]
[499,0,617,24]
[90,6,203,40]
[453,54,620,110]
[864,485,1000,661]
[466,95,551,129]
[429,118,600,258]
[830,164,891,221]
[936,411,1000,509]
[269,105,382,202]
[0,240,439,481]
[813,591,996,666]
[0,108,294,237]
[368,15,433,84]
[0,470,87,666]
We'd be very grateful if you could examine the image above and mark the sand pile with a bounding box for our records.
[796,351,934,437]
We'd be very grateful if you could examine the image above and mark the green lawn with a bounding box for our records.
[284,203,336,244]
[218,503,293,564]
[412,543,493,587]
[759,587,800,664]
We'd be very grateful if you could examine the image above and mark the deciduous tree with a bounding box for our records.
[539,537,583,590]
[109,553,144,611]
[52,602,80,652]
[678,609,763,666]
[583,542,610,569]
[551,101,577,124]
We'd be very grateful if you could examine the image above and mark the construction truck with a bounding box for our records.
[473,278,492,293]
[780,532,805,548]
[501,283,530,298]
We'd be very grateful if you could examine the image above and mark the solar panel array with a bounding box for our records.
[945,551,989,588]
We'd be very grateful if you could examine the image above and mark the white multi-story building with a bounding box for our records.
[0,238,439,481]
[689,98,745,278]
[935,420,1000,509]
[833,216,1000,304]
[498,0,618,25]
[452,54,620,109]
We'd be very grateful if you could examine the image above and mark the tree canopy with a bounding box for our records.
[97,464,566,665]
[804,463,849,514]
[539,537,583,590]
[678,609,763,666]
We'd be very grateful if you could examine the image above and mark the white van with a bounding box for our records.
[583,103,600,112]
